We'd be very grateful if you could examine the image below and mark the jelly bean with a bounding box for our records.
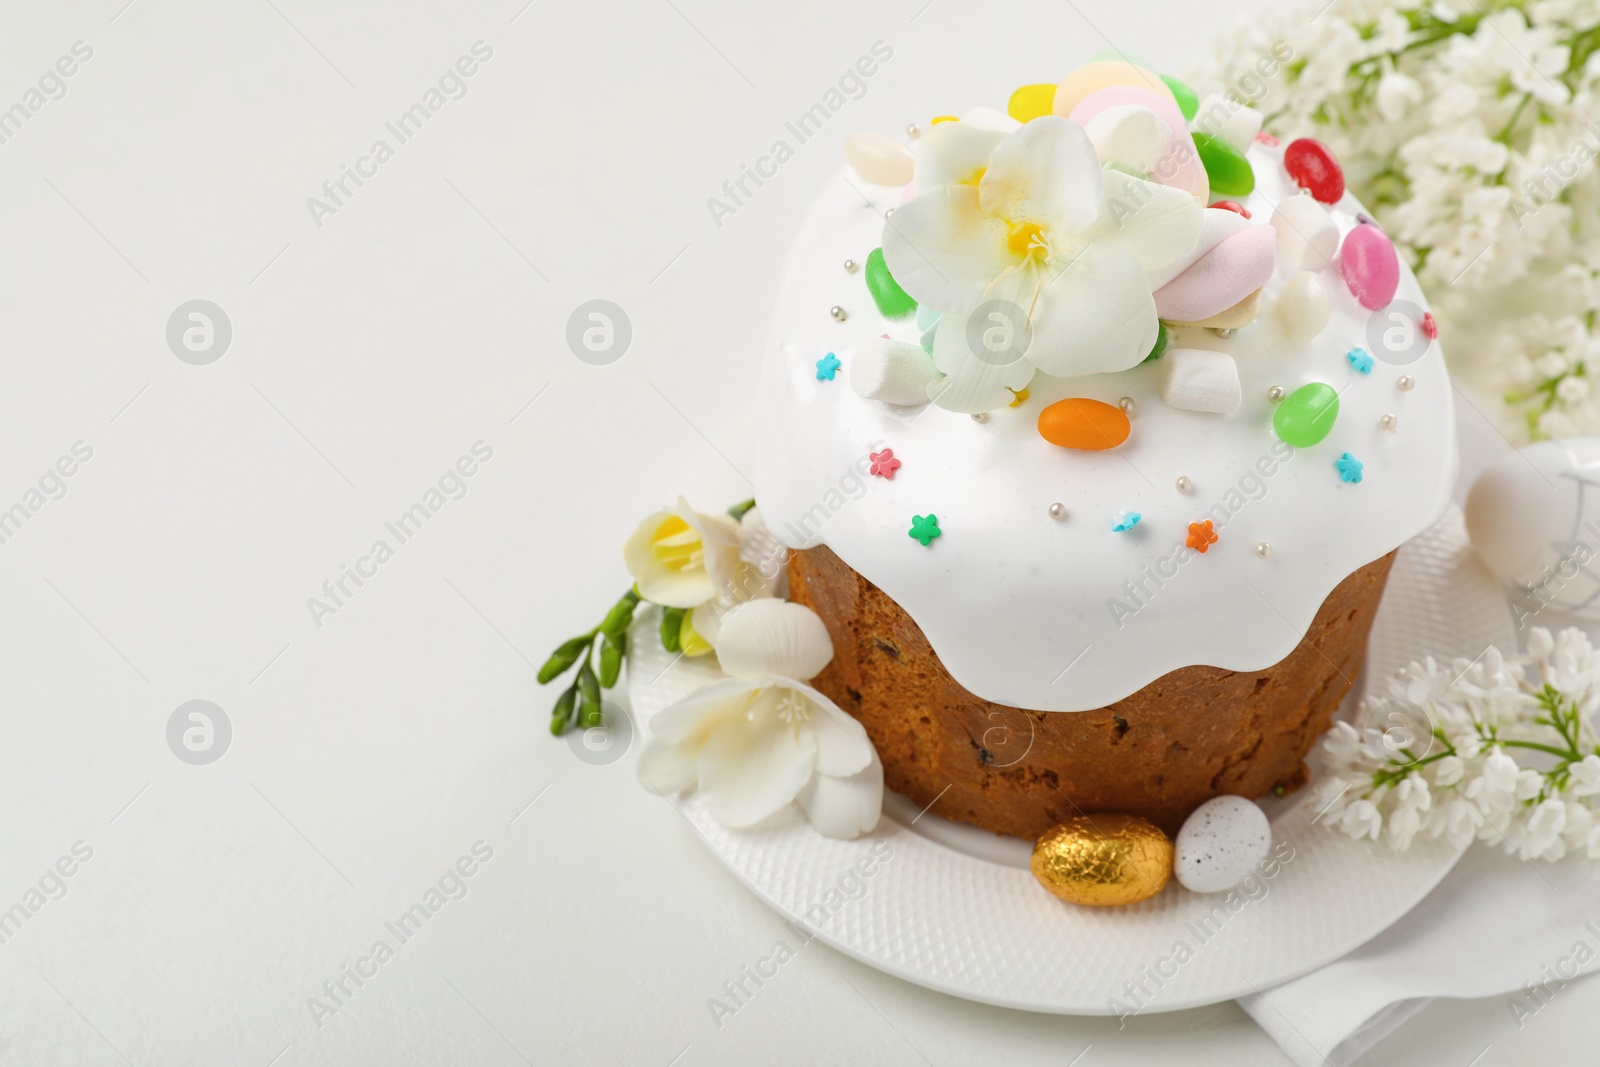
[1284,138,1344,203]
[844,132,914,186]
[864,247,917,319]
[1192,133,1255,198]
[1273,383,1341,447]
[1162,74,1199,121]
[1211,200,1251,219]
[1276,271,1333,343]
[1141,321,1171,363]
[1340,223,1400,310]
[1008,83,1057,123]
[1037,398,1131,450]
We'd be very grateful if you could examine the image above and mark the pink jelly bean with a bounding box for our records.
[1340,223,1400,310]
[1068,86,1208,201]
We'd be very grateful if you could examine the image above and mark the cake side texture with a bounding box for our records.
[789,544,1395,837]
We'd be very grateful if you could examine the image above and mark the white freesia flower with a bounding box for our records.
[637,599,883,839]
[883,115,1202,412]
[622,499,779,657]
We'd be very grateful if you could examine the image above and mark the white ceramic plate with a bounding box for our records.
[626,508,1516,1014]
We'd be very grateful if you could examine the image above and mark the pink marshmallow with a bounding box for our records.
[1154,226,1277,323]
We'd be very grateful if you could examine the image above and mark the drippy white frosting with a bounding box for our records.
[755,145,1457,712]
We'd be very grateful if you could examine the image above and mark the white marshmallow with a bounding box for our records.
[848,336,939,407]
[1084,105,1172,177]
[1193,93,1264,154]
[1160,348,1242,415]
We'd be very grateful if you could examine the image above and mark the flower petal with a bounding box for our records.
[1097,170,1203,278]
[926,306,1036,413]
[699,709,818,828]
[622,509,714,608]
[644,677,760,744]
[637,739,698,795]
[1026,244,1158,378]
[913,120,1006,189]
[795,748,883,840]
[979,116,1103,234]
[882,185,1010,313]
[789,681,875,777]
[714,599,834,682]
[677,499,743,602]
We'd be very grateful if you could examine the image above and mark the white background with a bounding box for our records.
[0,0,1589,1063]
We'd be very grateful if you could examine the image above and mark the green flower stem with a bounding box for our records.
[539,586,642,734]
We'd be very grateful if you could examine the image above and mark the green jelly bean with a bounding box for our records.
[865,247,917,320]
[1161,74,1199,121]
[1192,133,1255,198]
[1273,383,1341,447]
[1142,321,1171,364]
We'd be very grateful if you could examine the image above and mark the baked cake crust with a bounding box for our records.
[789,544,1395,838]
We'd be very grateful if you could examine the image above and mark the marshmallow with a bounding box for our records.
[848,336,939,407]
[1160,348,1242,415]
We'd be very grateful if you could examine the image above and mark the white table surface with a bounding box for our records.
[0,0,1589,1063]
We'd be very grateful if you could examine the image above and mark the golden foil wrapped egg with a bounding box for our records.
[1030,815,1173,906]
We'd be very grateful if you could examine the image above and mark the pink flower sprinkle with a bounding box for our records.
[1256,131,1280,147]
[869,448,901,479]
[1421,312,1438,341]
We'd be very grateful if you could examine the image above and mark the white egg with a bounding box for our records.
[1174,795,1271,894]
[1464,439,1600,623]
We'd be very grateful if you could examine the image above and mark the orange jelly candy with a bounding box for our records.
[1037,398,1131,450]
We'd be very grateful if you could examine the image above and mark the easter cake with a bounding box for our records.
[753,60,1457,839]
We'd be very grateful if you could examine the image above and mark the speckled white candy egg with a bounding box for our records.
[1174,795,1271,894]
[1465,439,1600,621]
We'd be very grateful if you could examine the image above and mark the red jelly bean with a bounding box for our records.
[1212,200,1252,219]
[1284,138,1345,204]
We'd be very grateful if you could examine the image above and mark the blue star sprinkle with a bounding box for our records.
[1111,510,1142,532]
[1346,347,1374,374]
[815,353,841,381]
[1336,452,1364,483]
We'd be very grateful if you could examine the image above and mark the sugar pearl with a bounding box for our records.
[906,123,921,139]
[1175,475,1193,494]
[1397,374,1415,391]
[1119,396,1135,414]
[1254,541,1272,558]
[884,207,896,219]
[1049,502,1066,520]
[830,305,847,321]
[844,259,857,273]
[1267,385,1285,402]
[1380,413,1397,431]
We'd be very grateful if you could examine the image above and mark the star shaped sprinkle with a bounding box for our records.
[1186,520,1218,553]
[1346,347,1374,374]
[908,514,941,547]
[1337,452,1365,483]
[1111,510,1141,532]
[869,448,901,479]
[815,353,841,381]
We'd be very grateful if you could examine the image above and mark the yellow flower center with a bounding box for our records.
[1005,220,1049,261]
[650,516,703,575]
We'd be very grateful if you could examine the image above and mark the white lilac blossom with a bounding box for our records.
[1200,1,1600,439]
[1316,627,1600,866]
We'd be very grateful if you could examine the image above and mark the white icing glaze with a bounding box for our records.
[755,146,1457,712]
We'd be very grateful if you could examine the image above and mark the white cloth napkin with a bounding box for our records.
[1240,843,1600,1065]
